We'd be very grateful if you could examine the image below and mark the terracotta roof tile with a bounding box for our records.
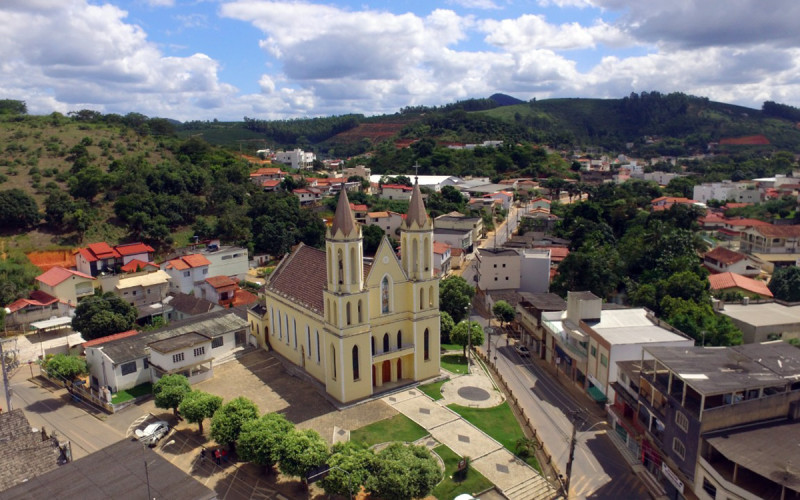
[36,266,94,287]
[115,242,155,256]
[750,224,800,238]
[205,276,237,289]
[87,242,120,259]
[120,259,158,273]
[182,254,211,268]
[83,329,139,347]
[709,272,773,297]
[5,290,59,313]
[704,246,746,265]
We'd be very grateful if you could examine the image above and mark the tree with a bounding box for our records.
[0,189,40,230]
[0,99,26,115]
[153,374,191,418]
[366,443,440,500]
[451,320,485,356]
[362,224,385,255]
[439,276,475,323]
[492,300,516,328]
[278,429,330,479]
[660,296,742,346]
[440,311,455,344]
[211,397,259,449]
[178,390,222,434]
[43,354,87,382]
[768,266,800,302]
[320,442,375,498]
[237,412,294,471]
[71,293,137,341]
[44,190,75,227]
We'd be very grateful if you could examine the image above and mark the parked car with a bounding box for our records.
[514,344,530,357]
[135,421,169,446]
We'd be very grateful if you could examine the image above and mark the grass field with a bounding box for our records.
[448,401,540,471]
[441,343,463,351]
[349,413,428,447]
[111,382,152,405]
[418,379,448,401]
[431,444,493,500]
[441,354,469,375]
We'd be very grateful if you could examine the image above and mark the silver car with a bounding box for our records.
[135,421,169,446]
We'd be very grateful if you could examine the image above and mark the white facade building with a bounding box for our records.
[274,149,315,170]
[520,249,551,294]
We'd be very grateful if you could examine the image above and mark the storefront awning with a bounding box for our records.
[587,385,608,403]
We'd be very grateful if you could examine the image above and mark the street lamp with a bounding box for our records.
[464,305,471,374]
[564,411,608,498]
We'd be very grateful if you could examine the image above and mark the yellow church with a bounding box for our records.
[259,180,441,403]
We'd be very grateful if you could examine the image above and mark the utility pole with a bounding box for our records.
[0,340,12,411]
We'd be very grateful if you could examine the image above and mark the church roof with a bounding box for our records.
[267,243,370,316]
[330,186,357,237]
[404,178,428,228]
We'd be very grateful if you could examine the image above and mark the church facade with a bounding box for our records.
[261,181,441,403]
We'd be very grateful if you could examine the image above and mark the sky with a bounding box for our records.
[3,0,800,122]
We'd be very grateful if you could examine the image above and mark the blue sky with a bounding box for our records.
[3,0,800,121]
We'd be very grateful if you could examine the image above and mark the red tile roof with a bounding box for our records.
[230,289,258,307]
[433,242,451,255]
[115,242,155,256]
[120,259,158,273]
[205,276,238,290]
[83,329,139,347]
[748,224,800,238]
[704,246,746,265]
[87,242,120,259]
[166,254,211,270]
[724,218,771,228]
[723,202,753,210]
[262,179,281,188]
[381,184,413,191]
[36,266,94,287]
[6,290,59,313]
[708,272,773,297]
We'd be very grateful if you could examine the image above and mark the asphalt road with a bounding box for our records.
[1,364,125,460]
[476,319,649,500]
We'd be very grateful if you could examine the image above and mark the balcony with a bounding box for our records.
[372,342,415,362]
[699,455,786,500]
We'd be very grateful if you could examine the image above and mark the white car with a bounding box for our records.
[453,495,478,500]
[135,421,169,446]
[514,345,531,357]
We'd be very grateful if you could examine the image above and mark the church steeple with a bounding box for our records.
[400,177,433,280]
[326,185,363,294]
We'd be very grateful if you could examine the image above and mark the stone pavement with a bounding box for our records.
[383,364,560,500]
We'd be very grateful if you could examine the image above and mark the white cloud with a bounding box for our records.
[446,0,502,10]
[480,14,630,51]
[144,0,175,7]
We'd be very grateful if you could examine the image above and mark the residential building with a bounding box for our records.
[740,224,800,254]
[519,249,551,294]
[0,409,62,492]
[35,266,95,306]
[75,242,154,277]
[343,164,371,179]
[449,247,465,270]
[432,242,451,275]
[475,248,520,291]
[718,301,800,343]
[261,181,440,404]
[434,212,484,244]
[693,181,760,205]
[165,243,249,280]
[166,292,222,322]
[249,166,284,185]
[482,191,514,210]
[293,188,321,205]
[617,342,800,499]
[274,148,315,169]
[113,270,171,321]
[162,254,212,295]
[643,171,683,185]
[380,183,414,201]
[3,290,74,329]
[201,275,238,306]
[369,174,460,192]
[708,272,773,298]
[541,292,692,400]
[702,246,761,276]
[516,293,567,358]
[433,228,473,254]
[365,211,404,236]
[716,217,771,240]
[85,310,250,392]
[3,439,216,500]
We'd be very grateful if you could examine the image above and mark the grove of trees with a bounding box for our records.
[71,292,138,341]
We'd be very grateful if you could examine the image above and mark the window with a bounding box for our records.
[331,345,337,379]
[184,271,190,277]
[212,337,223,348]
[502,263,506,268]
[194,346,205,357]
[316,331,321,363]
[675,411,689,432]
[383,333,389,353]
[203,268,208,275]
[143,358,149,369]
[352,346,360,380]
[121,361,137,375]
[590,346,597,357]
[424,329,430,361]
[306,326,311,358]
[672,438,686,460]
[221,255,232,260]
[173,352,185,363]
[493,264,497,268]
[381,276,391,313]
[147,288,151,295]
[494,277,498,281]
[600,354,608,367]
[702,478,717,499]
[132,290,138,296]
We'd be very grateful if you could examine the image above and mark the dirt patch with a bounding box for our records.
[26,249,76,271]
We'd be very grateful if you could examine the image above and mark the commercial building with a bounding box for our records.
[718,301,800,343]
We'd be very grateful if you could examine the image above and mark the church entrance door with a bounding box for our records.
[381,360,391,384]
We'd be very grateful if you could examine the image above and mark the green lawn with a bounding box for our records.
[441,354,469,375]
[441,343,463,351]
[111,382,153,405]
[350,414,428,447]
[431,444,493,500]
[418,379,448,401]
[448,401,541,471]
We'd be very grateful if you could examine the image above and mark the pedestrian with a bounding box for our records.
[214,449,221,465]
[200,447,206,462]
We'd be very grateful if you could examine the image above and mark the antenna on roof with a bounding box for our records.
[413,163,420,182]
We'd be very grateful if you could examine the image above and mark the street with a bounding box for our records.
[474,316,648,499]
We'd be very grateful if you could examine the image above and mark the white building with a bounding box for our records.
[162,254,211,295]
[520,249,551,294]
[693,181,760,204]
[274,149,315,170]
[114,270,172,321]
[365,211,404,237]
[369,175,460,192]
[433,242,452,275]
[475,248,521,291]
[166,244,249,281]
[84,310,250,393]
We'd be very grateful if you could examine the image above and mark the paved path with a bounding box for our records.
[383,370,560,500]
